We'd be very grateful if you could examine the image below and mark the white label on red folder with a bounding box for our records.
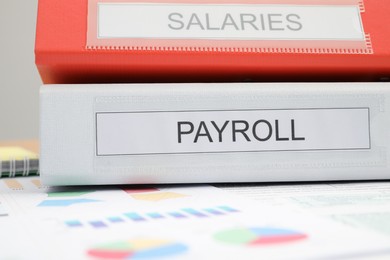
[95,108,370,156]
[97,4,364,41]
[88,1,371,53]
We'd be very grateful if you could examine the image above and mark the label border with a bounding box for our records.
[95,107,371,156]
[87,0,372,54]
[97,3,364,41]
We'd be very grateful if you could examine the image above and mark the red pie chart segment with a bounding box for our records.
[215,227,308,246]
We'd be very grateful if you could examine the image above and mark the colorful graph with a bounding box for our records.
[47,191,94,197]
[214,227,307,246]
[131,192,187,202]
[38,199,100,207]
[65,205,239,229]
[2,178,46,190]
[123,188,188,202]
[31,179,43,189]
[87,239,188,259]
[4,179,23,190]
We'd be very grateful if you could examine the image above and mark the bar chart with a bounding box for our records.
[64,205,240,229]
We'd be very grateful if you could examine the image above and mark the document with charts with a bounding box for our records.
[1,177,390,259]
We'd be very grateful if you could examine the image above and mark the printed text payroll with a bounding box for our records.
[178,119,306,143]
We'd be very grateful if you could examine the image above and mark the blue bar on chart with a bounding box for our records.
[147,212,165,219]
[204,208,225,216]
[169,212,187,219]
[65,220,83,228]
[89,221,107,228]
[218,206,239,213]
[124,212,146,222]
[64,205,241,229]
[182,208,208,218]
[38,198,99,207]
[107,216,124,223]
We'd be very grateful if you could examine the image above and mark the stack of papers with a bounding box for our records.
[1,177,390,259]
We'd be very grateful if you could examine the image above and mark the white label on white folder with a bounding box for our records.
[97,4,364,40]
[96,108,370,156]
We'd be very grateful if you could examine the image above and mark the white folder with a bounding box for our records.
[40,83,390,185]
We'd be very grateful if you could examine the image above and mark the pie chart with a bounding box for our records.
[214,227,307,246]
[87,239,188,259]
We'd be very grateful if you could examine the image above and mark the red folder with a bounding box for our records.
[35,0,390,83]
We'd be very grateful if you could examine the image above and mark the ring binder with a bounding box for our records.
[40,83,390,185]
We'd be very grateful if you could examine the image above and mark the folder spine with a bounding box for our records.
[40,83,390,185]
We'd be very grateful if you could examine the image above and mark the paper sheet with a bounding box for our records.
[216,181,390,238]
[1,177,390,259]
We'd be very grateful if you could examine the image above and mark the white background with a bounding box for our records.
[0,1,41,141]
